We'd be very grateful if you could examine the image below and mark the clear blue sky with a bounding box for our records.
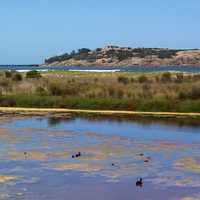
[0,0,199,64]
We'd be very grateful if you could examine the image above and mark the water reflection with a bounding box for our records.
[47,115,200,129]
[48,117,74,127]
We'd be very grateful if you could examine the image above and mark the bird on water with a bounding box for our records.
[136,178,143,187]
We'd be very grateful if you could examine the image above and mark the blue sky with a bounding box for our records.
[0,0,199,64]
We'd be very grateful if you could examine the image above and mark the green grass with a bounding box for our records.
[0,94,200,113]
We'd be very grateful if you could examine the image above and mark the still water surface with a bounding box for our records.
[0,116,199,200]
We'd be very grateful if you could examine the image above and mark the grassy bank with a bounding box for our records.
[0,70,200,113]
[1,95,200,113]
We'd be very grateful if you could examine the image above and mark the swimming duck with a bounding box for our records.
[78,152,81,157]
[75,152,81,158]
[24,152,28,159]
[136,178,143,187]
[144,156,151,163]
[72,152,82,158]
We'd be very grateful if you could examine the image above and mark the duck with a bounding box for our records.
[75,152,81,158]
[78,152,81,157]
[24,152,28,159]
[136,178,143,187]
[144,156,151,163]
[72,152,82,158]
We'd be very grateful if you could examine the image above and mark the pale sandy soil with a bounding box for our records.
[0,107,199,118]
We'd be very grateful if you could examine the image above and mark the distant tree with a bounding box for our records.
[78,48,91,54]
[70,50,76,56]
[96,48,102,52]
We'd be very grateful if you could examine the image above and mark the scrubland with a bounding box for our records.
[0,70,200,113]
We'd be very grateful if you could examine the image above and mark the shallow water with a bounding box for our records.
[0,116,200,199]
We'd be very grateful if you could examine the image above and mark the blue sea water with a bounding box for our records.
[1,65,200,73]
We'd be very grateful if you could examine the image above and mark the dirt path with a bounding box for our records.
[0,107,199,118]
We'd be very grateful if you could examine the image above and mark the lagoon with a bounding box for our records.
[0,116,199,199]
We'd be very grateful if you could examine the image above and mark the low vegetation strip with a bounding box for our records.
[1,70,200,114]
[0,107,200,118]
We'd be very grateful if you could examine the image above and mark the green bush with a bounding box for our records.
[26,70,41,78]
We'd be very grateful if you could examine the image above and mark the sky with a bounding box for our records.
[0,0,200,64]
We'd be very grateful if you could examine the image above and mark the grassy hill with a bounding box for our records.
[44,46,200,66]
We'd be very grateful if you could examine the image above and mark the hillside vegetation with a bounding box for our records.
[44,46,200,66]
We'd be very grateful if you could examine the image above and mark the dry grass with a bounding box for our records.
[0,71,200,112]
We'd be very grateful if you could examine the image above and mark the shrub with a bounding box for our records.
[48,83,63,96]
[117,90,124,98]
[161,72,172,82]
[179,87,200,100]
[12,73,22,81]
[117,76,129,85]
[192,74,200,81]
[138,75,148,83]
[63,84,79,95]
[4,71,12,78]
[26,70,41,78]
[175,73,184,83]
[36,86,47,96]
[94,78,98,83]
[189,87,200,99]
[0,97,16,107]
[130,78,136,83]
[108,87,115,97]
[179,91,186,99]
[0,79,10,87]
